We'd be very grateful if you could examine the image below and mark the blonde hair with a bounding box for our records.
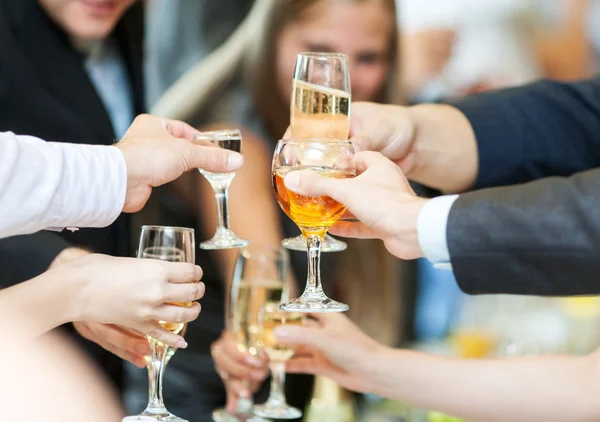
[243,0,404,346]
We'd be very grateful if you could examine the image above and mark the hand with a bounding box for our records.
[56,254,205,349]
[283,151,427,259]
[211,331,269,409]
[48,247,90,270]
[400,28,456,97]
[74,322,150,368]
[348,102,478,193]
[275,313,387,394]
[116,114,244,212]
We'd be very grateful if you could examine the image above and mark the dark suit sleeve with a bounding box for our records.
[451,78,600,189]
[0,232,71,287]
[447,168,600,296]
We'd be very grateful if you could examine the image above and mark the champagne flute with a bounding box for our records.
[282,52,351,254]
[272,139,356,312]
[252,304,304,420]
[212,244,290,422]
[195,129,250,250]
[123,226,195,422]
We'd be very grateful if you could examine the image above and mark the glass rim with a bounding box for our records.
[297,52,349,61]
[194,129,241,141]
[276,138,353,146]
[141,225,195,233]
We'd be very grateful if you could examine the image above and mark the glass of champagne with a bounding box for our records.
[123,226,195,422]
[252,304,304,419]
[213,244,290,422]
[272,139,356,312]
[282,52,351,254]
[195,129,250,250]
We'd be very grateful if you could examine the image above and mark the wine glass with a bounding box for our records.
[123,226,195,422]
[252,304,304,420]
[282,52,351,254]
[272,139,356,312]
[213,244,290,422]
[195,129,250,250]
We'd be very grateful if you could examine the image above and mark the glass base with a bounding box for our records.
[123,413,187,422]
[253,403,303,420]
[200,229,249,250]
[282,234,347,253]
[280,293,349,313]
[213,408,269,422]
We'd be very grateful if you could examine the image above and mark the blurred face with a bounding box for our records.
[275,0,393,104]
[37,0,136,41]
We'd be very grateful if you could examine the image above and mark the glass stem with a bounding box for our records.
[214,187,230,232]
[233,379,254,414]
[145,338,168,413]
[305,234,324,296]
[267,361,288,407]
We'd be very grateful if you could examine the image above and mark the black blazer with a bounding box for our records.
[0,0,145,391]
[447,78,600,296]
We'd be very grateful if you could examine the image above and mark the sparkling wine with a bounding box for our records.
[257,302,304,361]
[291,80,350,140]
[233,281,284,354]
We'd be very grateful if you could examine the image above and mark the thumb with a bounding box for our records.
[274,325,328,349]
[283,169,351,202]
[185,144,244,173]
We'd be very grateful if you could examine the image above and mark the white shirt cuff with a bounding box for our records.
[417,195,459,269]
[52,144,127,231]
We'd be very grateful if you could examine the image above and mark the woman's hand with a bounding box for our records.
[211,330,269,408]
[58,254,204,351]
[275,313,387,394]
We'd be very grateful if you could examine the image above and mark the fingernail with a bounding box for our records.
[284,172,301,191]
[136,344,150,355]
[245,355,262,367]
[227,153,244,170]
[176,340,188,349]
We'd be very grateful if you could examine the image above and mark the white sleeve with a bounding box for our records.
[417,195,459,270]
[0,132,127,239]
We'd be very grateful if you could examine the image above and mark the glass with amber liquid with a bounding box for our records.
[272,139,356,312]
[123,226,195,422]
[283,52,352,254]
[252,302,304,419]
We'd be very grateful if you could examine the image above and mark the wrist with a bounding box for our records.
[359,345,400,394]
[387,197,427,260]
[407,104,478,193]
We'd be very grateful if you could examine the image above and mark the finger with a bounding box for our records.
[212,347,268,381]
[139,321,188,349]
[162,118,201,141]
[165,281,206,303]
[77,324,148,368]
[348,134,371,153]
[225,378,254,399]
[188,143,244,173]
[163,263,203,284]
[283,169,352,200]
[152,302,202,325]
[219,333,268,367]
[351,151,388,173]
[284,357,321,374]
[84,323,150,356]
[105,324,146,340]
[282,127,292,140]
[329,221,380,239]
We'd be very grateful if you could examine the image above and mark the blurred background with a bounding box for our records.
[5,0,600,420]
